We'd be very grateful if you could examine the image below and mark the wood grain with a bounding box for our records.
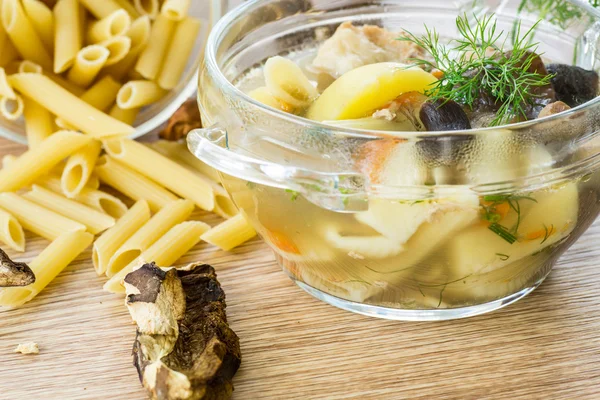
[1,134,600,400]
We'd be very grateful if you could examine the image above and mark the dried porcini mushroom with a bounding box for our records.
[159,99,202,141]
[419,99,471,131]
[537,101,571,119]
[547,64,599,108]
[0,248,35,287]
[125,262,241,400]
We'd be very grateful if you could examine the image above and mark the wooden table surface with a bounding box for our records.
[1,136,600,400]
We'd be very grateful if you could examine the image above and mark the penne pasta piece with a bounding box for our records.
[18,60,43,74]
[101,15,151,80]
[133,0,159,19]
[100,36,132,67]
[0,208,25,252]
[95,155,179,212]
[149,140,221,182]
[44,70,85,96]
[201,213,257,251]
[104,139,215,211]
[0,230,93,308]
[22,0,54,53]
[161,0,190,21]
[158,17,201,89]
[77,0,120,19]
[23,185,115,234]
[135,14,176,80]
[0,130,91,192]
[104,220,210,293]
[0,192,86,240]
[37,174,128,219]
[0,39,18,67]
[80,75,122,111]
[87,9,131,44]
[108,104,139,125]
[61,140,102,198]
[2,154,15,168]
[87,173,100,189]
[0,94,23,121]
[117,80,166,109]
[23,96,53,148]
[105,199,194,277]
[9,73,135,138]
[67,45,110,87]
[0,67,15,99]
[113,0,139,19]
[92,199,149,275]
[53,0,81,73]
[1,0,52,70]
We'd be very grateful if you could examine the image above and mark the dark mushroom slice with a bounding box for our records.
[419,99,471,132]
[546,64,599,108]
[125,262,241,400]
[0,248,35,287]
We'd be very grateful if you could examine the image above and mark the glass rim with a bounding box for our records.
[206,0,600,140]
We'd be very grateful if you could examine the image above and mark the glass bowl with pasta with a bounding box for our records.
[0,0,214,145]
[189,0,600,320]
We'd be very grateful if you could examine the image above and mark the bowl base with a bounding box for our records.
[293,278,545,321]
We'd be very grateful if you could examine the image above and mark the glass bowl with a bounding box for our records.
[0,2,214,144]
[189,0,600,320]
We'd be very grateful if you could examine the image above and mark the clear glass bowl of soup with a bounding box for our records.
[188,0,600,320]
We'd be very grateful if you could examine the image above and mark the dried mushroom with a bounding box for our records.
[160,100,202,141]
[0,248,35,287]
[125,262,241,400]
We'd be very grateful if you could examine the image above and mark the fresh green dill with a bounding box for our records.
[410,200,425,206]
[517,0,598,31]
[246,181,257,189]
[285,189,299,201]
[489,223,518,244]
[399,13,554,126]
[481,193,538,241]
[437,285,446,308]
[496,253,511,261]
[540,224,555,244]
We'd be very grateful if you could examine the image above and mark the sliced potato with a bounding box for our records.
[306,62,437,121]
[264,56,319,108]
[447,183,579,276]
[324,227,405,259]
[248,86,295,113]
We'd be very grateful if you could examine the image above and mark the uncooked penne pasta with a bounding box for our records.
[104,139,215,211]
[0,130,90,192]
[104,220,209,293]
[67,45,110,87]
[101,15,151,80]
[44,70,85,96]
[77,0,120,19]
[101,35,132,66]
[0,230,93,308]
[23,96,53,148]
[0,68,15,99]
[95,155,179,212]
[161,0,190,21]
[150,140,221,182]
[0,192,86,240]
[134,0,159,19]
[53,0,81,73]
[23,185,115,235]
[61,140,102,198]
[87,9,131,43]
[79,76,122,111]
[37,174,128,219]
[113,0,139,19]
[92,199,150,275]
[8,74,135,137]
[0,39,18,68]
[117,80,166,109]
[108,104,139,125]
[22,0,54,53]
[18,60,43,74]
[105,199,194,277]
[1,0,52,70]
[201,213,257,251]
[135,14,176,80]
[158,17,200,89]
[0,208,25,252]
[0,94,23,121]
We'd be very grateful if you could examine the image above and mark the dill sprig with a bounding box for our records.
[481,193,538,244]
[399,14,554,126]
[517,0,598,30]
